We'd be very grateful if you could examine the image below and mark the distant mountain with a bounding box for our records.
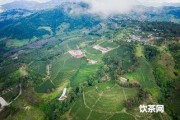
[0,1,180,40]
[0,2,100,40]
[140,2,180,7]
[38,0,64,9]
[2,0,40,10]
[161,3,180,7]
[0,6,4,13]
[0,9,33,21]
[28,0,65,10]
[1,0,66,11]
[126,6,180,24]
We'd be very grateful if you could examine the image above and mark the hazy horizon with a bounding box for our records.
[0,0,180,5]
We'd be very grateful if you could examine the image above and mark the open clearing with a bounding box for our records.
[135,45,144,57]
[68,50,85,58]
[93,45,113,54]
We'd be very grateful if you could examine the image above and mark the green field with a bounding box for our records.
[36,80,55,93]
[65,82,138,120]
[84,46,103,61]
[71,64,101,86]
[28,61,47,79]
[85,47,102,55]
[99,41,118,48]
[135,45,144,57]
[51,54,82,85]
[104,45,136,71]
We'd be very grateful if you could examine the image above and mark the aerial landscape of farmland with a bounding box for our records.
[0,0,180,120]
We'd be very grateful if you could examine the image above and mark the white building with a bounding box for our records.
[120,77,128,83]
[87,59,98,64]
[0,97,8,111]
[58,88,67,101]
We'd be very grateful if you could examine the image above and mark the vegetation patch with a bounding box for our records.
[71,64,100,87]
[36,80,55,93]
[125,58,160,98]
[99,41,118,48]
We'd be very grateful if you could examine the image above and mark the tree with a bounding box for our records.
[87,75,94,86]
[144,45,159,60]
[125,97,139,109]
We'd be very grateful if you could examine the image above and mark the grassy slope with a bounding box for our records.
[125,45,161,98]
[155,42,180,118]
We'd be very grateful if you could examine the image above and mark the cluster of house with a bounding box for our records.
[87,59,98,65]
[119,77,128,83]
[68,43,113,59]
[68,50,85,58]
[128,34,158,44]
[68,50,98,64]
[93,45,112,53]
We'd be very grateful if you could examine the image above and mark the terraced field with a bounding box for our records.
[28,61,47,79]
[64,82,138,120]
[1,3,180,120]
[71,64,101,87]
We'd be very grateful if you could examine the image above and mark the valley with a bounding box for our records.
[0,1,179,120]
